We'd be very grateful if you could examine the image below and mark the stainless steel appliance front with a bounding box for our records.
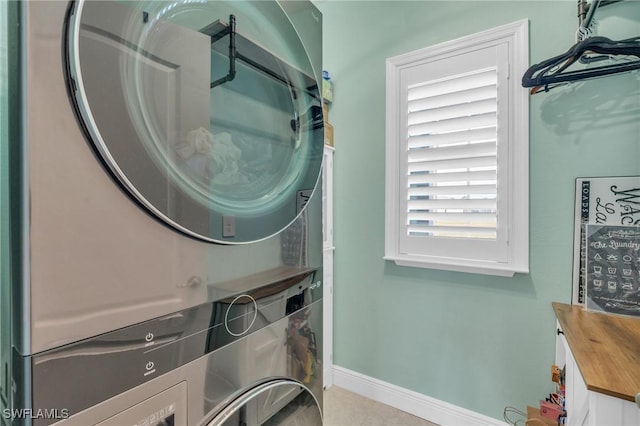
[31,270,324,426]
[2,0,323,424]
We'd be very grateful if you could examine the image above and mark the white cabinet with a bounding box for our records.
[322,146,334,250]
[554,303,640,426]
[322,145,334,388]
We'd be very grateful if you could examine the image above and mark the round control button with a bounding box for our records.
[224,294,258,337]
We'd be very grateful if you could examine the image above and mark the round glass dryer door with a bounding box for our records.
[66,0,323,243]
[203,379,322,426]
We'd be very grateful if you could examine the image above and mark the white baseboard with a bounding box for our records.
[330,366,508,426]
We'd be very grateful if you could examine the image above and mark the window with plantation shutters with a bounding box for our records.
[385,20,529,276]
[407,68,498,240]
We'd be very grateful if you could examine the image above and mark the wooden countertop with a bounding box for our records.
[553,302,640,402]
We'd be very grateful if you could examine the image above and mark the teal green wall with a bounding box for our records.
[318,0,640,420]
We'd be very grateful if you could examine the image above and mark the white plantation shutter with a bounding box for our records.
[406,68,498,240]
[385,20,529,276]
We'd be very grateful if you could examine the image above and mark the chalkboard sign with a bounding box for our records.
[586,224,640,317]
[572,176,640,305]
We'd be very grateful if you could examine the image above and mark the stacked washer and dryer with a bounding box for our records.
[1,1,324,425]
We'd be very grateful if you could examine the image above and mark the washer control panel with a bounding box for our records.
[26,268,318,425]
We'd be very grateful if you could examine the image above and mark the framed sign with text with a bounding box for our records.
[585,225,640,317]
[572,176,640,305]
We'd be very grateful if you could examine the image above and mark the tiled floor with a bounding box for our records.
[323,386,439,426]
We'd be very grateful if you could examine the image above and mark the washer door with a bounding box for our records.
[66,0,323,243]
[204,379,322,426]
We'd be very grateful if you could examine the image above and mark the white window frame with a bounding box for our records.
[384,20,529,277]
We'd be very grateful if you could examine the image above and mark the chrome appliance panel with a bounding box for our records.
[27,299,323,426]
[5,0,323,424]
[26,268,320,419]
[16,0,322,355]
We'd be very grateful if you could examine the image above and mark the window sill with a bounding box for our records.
[384,254,529,277]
